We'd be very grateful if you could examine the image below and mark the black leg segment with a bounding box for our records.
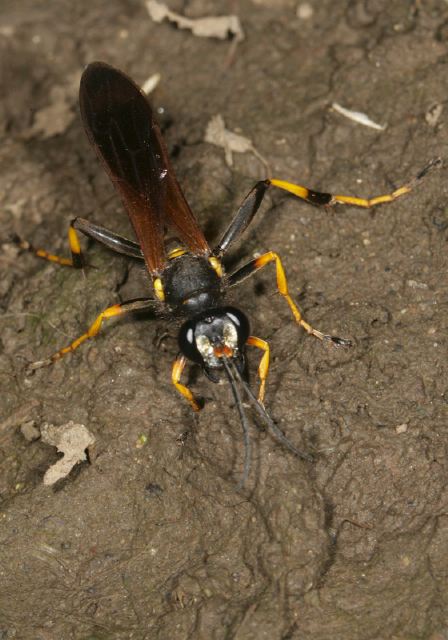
[73,218,144,260]
[213,181,269,258]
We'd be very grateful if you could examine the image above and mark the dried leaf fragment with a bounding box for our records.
[24,73,80,139]
[395,423,408,434]
[20,420,40,442]
[146,0,244,42]
[332,102,387,131]
[141,72,161,95]
[425,103,443,127]
[296,3,314,19]
[41,421,95,485]
[205,114,270,173]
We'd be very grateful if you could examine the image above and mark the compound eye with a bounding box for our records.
[178,321,203,364]
[224,307,250,349]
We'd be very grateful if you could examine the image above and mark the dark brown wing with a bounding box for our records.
[79,61,210,276]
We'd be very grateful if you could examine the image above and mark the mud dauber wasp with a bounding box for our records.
[17,62,439,486]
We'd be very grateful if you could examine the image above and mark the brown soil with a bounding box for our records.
[1,1,447,638]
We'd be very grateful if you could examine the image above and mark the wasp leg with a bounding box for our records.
[14,222,83,268]
[15,217,144,269]
[29,298,154,370]
[246,336,270,405]
[72,218,143,259]
[213,159,440,259]
[172,355,202,412]
[213,181,270,258]
[269,157,441,208]
[229,251,351,346]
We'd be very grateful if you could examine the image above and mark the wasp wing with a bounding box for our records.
[79,62,210,276]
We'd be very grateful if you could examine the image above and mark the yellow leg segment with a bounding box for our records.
[269,158,441,209]
[15,223,83,268]
[68,225,82,260]
[332,185,412,208]
[247,336,270,405]
[254,251,351,346]
[35,249,74,266]
[29,303,124,370]
[172,356,201,412]
[269,180,310,201]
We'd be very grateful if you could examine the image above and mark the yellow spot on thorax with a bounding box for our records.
[167,247,187,260]
[153,277,165,301]
[209,256,223,278]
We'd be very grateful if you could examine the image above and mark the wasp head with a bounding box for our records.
[178,307,250,381]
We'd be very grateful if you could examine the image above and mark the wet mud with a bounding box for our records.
[1,1,447,638]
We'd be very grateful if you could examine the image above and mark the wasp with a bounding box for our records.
[18,62,439,485]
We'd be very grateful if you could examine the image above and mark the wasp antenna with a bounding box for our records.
[222,358,251,489]
[230,362,313,463]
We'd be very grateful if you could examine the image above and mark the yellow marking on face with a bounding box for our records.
[209,256,223,278]
[153,277,165,301]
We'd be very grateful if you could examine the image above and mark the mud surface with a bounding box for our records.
[1,1,448,638]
